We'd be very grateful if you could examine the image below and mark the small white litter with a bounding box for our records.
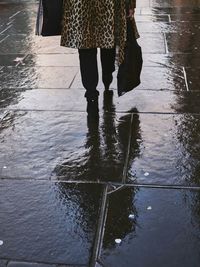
[13,57,23,63]
[128,214,135,220]
[3,166,7,169]
[144,172,149,177]
[0,240,3,246]
[147,206,152,210]
[115,239,122,244]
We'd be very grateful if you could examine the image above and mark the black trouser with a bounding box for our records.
[78,48,116,100]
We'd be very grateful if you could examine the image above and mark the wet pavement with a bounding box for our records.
[0,0,200,266]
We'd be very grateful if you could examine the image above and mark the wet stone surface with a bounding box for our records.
[0,110,131,182]
[127,113,200,186]
[184,68,200,91]
[0,260,8,267]
[0,55,26,66]
[0,180,102,265]
[3,88,200,114]
[137,33,166,53]
[0,34,35,54]
[135,14,169,22]
[166,32,200,53]
[72,66,186,91]
[7,262,56,267]
[141,7,200,15]
[1,111,200,186]
[151,0,200,8]
[0,88,179,113]
[1,0,200,266]
[0,66,78,89]
[137,21,200,34]
[23,53,79,67]
[162,53,200,68]
[170,13,200,21]
[101,187,200,267]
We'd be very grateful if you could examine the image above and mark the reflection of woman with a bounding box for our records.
[53,93,141,185]
[61,0,139,113]
[53,94,141,257]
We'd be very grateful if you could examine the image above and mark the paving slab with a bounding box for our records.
[139,53,200,68]
[0,88,187,114]
[0,54,26,66]
[71,65,186,91]
[23,54,79,67]
[127,113,200,186]
[7,262,56,267]
[52,112,133,182]
[0,180,103,265]
[137,53,170,67]
[185,67,200,91]
[0,260,8,267]
[1,111,200,186]
[151,0,200,8]
[137,21,171,33]
[33,37,73,55]
[1,32,166,55]
[141,7,200,15]
[2,11,36,35]
[0,34,35,54]
[0,65,186,90]
[0,110,131,182]
[137,33,166,53]
[137,0,150,8]
[2,86,200,114]
[0,1,35,4]
[171,91,200,113]
[101,187,200,267]
[166,32,200,53]
[171,13,200,21]
[162,54,200,68]
[0,34,68,55]
[137,21,200,34]
[0,88,26,108]
[0,66,78,89]
[135,14,169,22]
[0,3,22,20]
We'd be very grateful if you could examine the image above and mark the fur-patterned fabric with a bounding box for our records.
[60,0,139,64]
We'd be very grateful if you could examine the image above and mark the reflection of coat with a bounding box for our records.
[60,0,139,64]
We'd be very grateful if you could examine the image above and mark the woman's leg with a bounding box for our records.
[78,48,99,100]
[100,48,116,91]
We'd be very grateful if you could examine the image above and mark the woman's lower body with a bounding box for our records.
[78,48,115,113]
[79,48,115,99]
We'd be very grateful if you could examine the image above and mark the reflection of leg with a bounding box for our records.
[100,48,116,91]
[87,113,99,134]
[103,88,115,112]
[78,48,99,100]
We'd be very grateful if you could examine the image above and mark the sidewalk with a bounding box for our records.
[0,0,200,266]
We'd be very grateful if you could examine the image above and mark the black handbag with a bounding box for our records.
[117,19,143,96]
[35,0,63,36]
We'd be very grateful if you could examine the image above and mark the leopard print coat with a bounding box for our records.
[60,0,139,64]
